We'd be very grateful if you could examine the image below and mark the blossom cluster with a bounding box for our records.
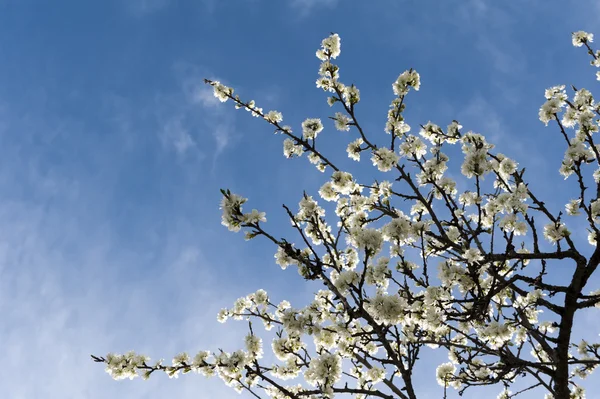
[96,29,600,399]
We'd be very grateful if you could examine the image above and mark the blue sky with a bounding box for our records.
[1,0,600,398]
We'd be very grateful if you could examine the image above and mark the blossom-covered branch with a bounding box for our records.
[94,30,600,399]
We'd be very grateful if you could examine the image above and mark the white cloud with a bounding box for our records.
[0,196,247,397]
[212,123,230,155]
[451,1,527,77]
[125,0,339,17]
[291,0,338,15]
[0,93,255,398]
[455,0,489,20]
[126,0,170,16]
[457,94,549,184]
[192,84,221,108]
[459,95,504,142]
[475,35,526,75]
[176,66,238,165]
[160,116,197,155]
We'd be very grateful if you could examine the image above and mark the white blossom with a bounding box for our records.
[365,291,406,325]
[343,85,360,106]
[347,138,364,161]
[316,33,341,60]
[543,222,571,244]
[265,110,283,123]
[304,352,342,387]
[463,248,484,264]
[333,112,351,131]
[591,199,600,220]
[371,147,399,172]
[393,69,420,96]
[319,181,339,202]
[212,81,233,102]
[302,118,324,140]
[245,334,263,359]
[540,86,567,125]
[275,245,297,270]
[400,135,427,158]
[283,138,304,158]
[220,192,247,232]
[436,362,456,387]
[573,31,594,47]
[566,199,582,215]
[105,351,149,381]
[349,227,384,255]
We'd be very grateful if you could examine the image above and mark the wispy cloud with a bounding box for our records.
[457,94,546,170]
[459,94,504,142]
[178,68,238,169]
[455,0,489,19]
[0,207,242,398]
[212,123,231,157]
[453,0,527,76]
[475,35,526,75]
[126,0,170,16]
[159,116,198,156]
[191,84,222,108]
[0,105,245,398]
[290,0,338,15]
[105,65,237,164]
